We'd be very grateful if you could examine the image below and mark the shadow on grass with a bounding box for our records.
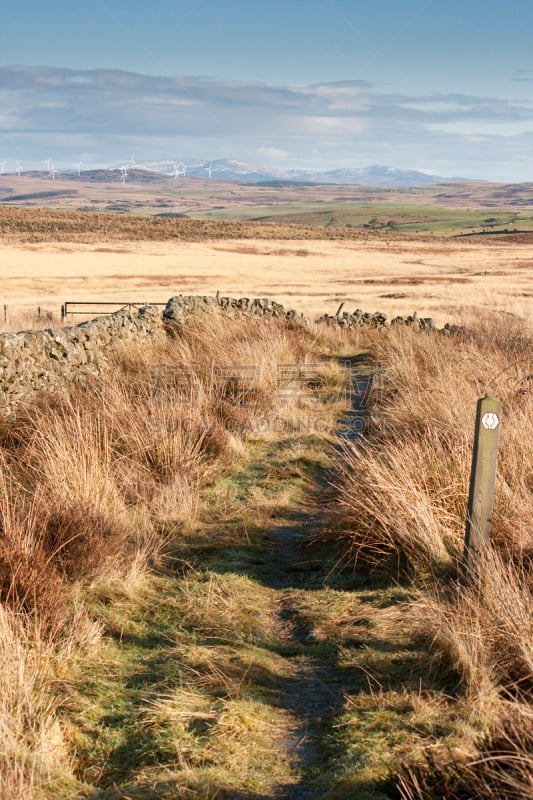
[93,505,441,796]
[98,782,280,800]
[83,398,444,800]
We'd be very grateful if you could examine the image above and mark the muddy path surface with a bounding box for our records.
[258,513,360,800]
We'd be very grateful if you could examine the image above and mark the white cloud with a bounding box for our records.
[257,146,291,160]
[1,66,533,179]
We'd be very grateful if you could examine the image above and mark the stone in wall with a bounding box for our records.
[0,308,162,414]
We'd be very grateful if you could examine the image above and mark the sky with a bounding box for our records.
[1,0,533,180]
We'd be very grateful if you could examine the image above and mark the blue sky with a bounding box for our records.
[1,0,533,180]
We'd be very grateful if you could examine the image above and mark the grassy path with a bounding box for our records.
[257,510,363,800]
[58,396,454,799]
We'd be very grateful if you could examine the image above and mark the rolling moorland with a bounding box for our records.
[2,169,533,230]
[2,171,533,329]
[0,187,532,799]
[2,203,533,330]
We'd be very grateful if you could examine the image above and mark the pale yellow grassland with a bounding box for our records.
[1,236,532,328]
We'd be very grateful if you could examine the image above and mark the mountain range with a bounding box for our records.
[124,159,472,187]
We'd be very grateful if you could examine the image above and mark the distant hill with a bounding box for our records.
[299,165,471,187]
[2,169,526,227]
[122,159,472,187]
[1,159,476,187]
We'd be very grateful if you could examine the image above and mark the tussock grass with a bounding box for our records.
[0,311,329,797]
[329,312,533,797]
[396,705,533,800]
[331,313,533,573]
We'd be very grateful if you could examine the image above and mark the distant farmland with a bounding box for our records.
[196,201,533,236]
[2,170,533,238]
[3,204,533,243]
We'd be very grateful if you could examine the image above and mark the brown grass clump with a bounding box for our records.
[331,313,533,574]
[0,310,316,797]
[396,706,533,800]
[0,463,102,797]
[427,551,533,701]
[0,501,64,624]
[328,312,533,797]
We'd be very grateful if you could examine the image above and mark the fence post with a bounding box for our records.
[461,396,502,584]
[3,305,7,325]
[61,304,66,321]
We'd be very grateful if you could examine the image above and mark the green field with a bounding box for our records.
[195,201,533,236]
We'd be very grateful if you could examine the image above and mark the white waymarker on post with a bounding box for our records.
[461,396,502,583]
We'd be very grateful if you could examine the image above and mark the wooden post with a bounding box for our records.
[462,396,502,583]
[61,304,66,321]
[3,304,7,325]
[37,305,41,320]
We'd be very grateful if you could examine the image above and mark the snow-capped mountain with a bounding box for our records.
[135,159,289,182]
[311,165,467,186]
[131,159,470,187]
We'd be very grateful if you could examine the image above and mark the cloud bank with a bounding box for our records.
[1,65,533,180]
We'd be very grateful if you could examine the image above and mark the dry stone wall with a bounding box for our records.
[0,305,162,413]
[163,294,295,326]
[315,308,436,330]
[0,292,447,414]
[0,295,301,413]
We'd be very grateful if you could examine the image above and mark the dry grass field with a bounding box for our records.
[1,200,532,799]
[1,212,533,330]
[0,308,531,800]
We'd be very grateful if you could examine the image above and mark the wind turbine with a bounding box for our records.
[120,167,127,184]
[172,163,180,180]
[74,161,82,176]
[0,160,6,175]
[49,163,57,180]
[128,153,135,168]
[207,162,213,179]
[45,158,52,173]
[16,161,22,176]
